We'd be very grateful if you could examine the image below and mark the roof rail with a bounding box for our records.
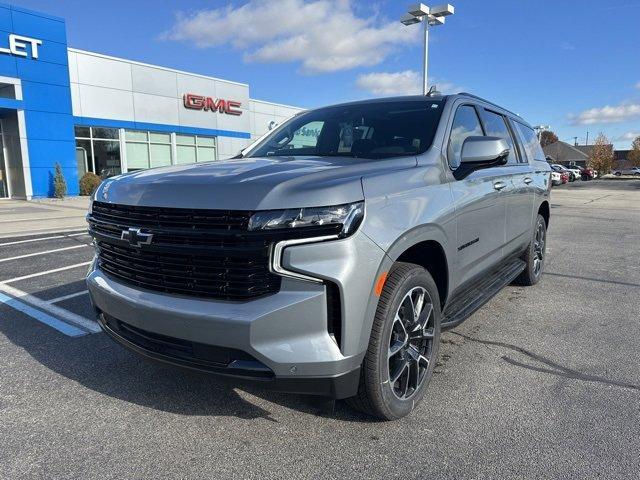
[456,92,521,118]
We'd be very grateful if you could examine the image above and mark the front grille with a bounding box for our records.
[88,202,280,300]
[88,201,340,301]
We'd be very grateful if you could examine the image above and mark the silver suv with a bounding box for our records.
[87,93,551,420]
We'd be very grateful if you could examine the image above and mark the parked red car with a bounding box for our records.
[560,172,569,184]
[570,164,595,180]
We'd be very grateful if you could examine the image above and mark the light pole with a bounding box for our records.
[533,125,551,141]
[401,3,455,95]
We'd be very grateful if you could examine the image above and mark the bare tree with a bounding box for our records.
[628,136,640,167]
[587,133,615,175]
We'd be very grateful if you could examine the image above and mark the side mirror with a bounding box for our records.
[461,136,510,165]
[454,136,509,180]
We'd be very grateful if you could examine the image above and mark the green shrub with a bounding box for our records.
[53,163,67,199]
[79,172,102,196]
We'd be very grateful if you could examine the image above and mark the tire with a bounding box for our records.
[615,172,621,176]
[514,214,547,286]
[346,262,441,420]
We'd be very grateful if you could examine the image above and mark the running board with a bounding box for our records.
[441,258,526,330]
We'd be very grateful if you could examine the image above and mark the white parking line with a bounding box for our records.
[0,216,76,223]
[47,290,89,304]
[0,292,87,337]
[0,261,93,284]
[0,282,100,334]
[0,231,88,247]
[0,244,90,263]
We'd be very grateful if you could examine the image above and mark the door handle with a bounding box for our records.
[523,177,533,184]
[493,181,507,191]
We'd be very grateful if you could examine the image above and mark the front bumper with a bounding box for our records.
[97,312,361,398]
[87,231,388,398]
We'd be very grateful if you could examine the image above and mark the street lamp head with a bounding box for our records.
[408,3,430,17]
[430,4,455,17]
[427,15,445,26]
[401,13,424,25]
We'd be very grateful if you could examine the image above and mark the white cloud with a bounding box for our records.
[617,131,640,141]
[163,0,418,74]
[570,103,640,125]
[356,70,421,95]
[356,70,464,96]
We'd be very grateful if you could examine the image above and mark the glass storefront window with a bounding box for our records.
[126,130,148,142]
[177,134,196,145]
[93,140,121,177]
[177,145,196,164]
[75,138,93,174]
[198,136,216,147]
[92,127,119,140]
[125,129,174,170]
[74,126,121,178]
[126,142,149,170]
[150,144,172,167]
[150,132,171,144]
[74,126,90,138]
[76,126,218,175]
[197,146,216,162]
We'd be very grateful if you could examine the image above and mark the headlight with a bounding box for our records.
[248,201,364,238]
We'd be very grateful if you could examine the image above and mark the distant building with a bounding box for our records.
[613,150,631,169]
[542,141,592,167]
[542,141,630,169]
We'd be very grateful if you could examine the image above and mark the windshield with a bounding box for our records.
[246,100,444,160]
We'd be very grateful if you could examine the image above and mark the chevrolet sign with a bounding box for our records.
[0,34,42,59]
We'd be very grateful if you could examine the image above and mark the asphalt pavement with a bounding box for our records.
[0,179,638,479]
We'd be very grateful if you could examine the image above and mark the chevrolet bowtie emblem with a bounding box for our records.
[121,227,153,247]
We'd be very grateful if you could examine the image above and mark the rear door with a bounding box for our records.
[447,103,507,287]
[478,108,534,257]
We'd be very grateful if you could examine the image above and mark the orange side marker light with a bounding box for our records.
[374,272,388,296]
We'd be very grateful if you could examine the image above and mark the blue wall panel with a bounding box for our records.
[0,5,12,32]
[0,3,77,196]
[9,8,67,44]
[23,110,73,140]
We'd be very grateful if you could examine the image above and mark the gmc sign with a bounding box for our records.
[183,93,242,116]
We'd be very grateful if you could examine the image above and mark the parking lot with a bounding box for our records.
[1,180,639,479]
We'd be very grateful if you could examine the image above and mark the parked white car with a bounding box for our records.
[550,171,562,186]
[551,164,575,182]
[612,167,640,176]
[564,164,582,181]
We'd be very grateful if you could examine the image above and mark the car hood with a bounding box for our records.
[95,155,417,210]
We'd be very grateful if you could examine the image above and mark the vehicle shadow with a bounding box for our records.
[0,302,373,423]
[451,332,640,391]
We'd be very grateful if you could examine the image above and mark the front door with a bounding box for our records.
[446,104,507,287]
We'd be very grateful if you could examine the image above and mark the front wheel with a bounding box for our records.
[514,214,547,286]
[346,263,441,420]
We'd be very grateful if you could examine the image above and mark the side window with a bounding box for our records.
[448,105,484,169]
[480,109,519,165]
[513,121,545,162]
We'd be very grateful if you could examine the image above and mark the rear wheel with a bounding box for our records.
[346,263,441,420]
[514,214,547,286]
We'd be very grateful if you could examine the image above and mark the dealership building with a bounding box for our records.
[0,3,302,199]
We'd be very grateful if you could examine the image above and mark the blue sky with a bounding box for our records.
[13,0,640,148]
